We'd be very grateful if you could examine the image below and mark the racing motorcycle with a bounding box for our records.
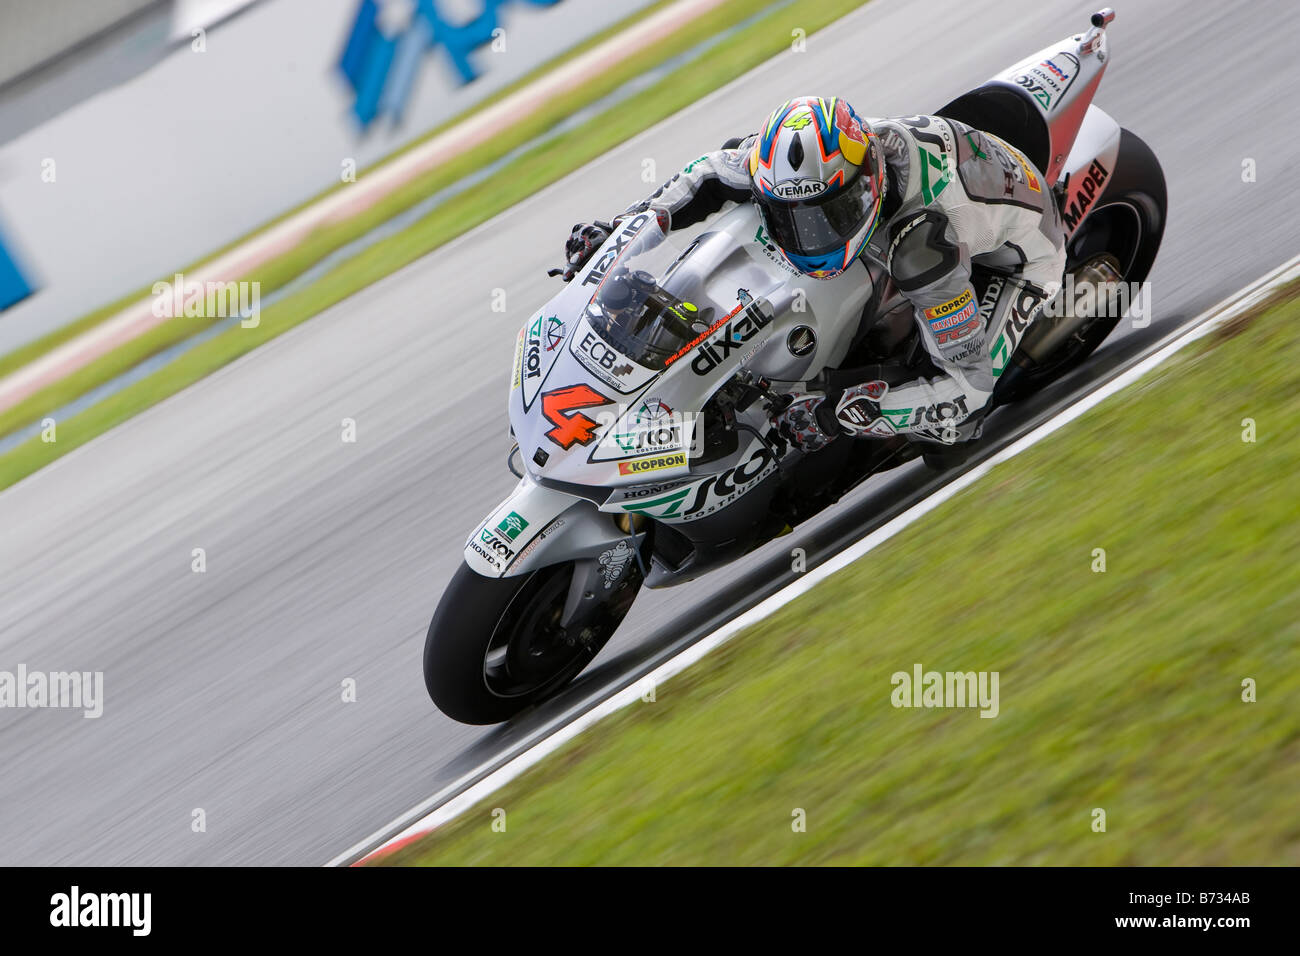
[425,8,1166,723]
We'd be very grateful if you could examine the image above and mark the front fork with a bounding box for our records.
[557,511,648,629]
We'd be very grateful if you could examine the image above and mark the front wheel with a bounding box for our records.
[424,560,639,724]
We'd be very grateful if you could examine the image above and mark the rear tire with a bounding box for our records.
[995,127,1167,402]
[424,561,635,724]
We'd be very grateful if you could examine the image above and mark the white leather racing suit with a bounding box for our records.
[625,114,1067,443]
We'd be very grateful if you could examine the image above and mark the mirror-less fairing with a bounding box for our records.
[426,7,1166,723]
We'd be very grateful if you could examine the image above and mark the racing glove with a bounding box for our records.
[775,381,893,451]
[832,381,892,436]
[775,393,839,452]
[559,221,613,282]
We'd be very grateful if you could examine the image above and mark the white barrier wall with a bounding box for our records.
[0,0,658,350]
[0,0,162,85]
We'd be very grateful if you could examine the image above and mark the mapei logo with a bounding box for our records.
[1062,159,1110,232]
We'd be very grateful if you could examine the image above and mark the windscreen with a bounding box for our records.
[586,216,714,370]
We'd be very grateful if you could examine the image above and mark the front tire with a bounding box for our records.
[424,560,636,724]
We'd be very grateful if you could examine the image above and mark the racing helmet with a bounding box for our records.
[749,96,885,279]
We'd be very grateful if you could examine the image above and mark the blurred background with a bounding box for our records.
[0,0,1296,867]
[0,0,665,347]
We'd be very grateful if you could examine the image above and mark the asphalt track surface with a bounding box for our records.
[1,0,1297,865]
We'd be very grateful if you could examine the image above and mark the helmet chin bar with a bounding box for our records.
[781,247,852,279]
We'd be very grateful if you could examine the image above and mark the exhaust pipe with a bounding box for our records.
[1017,254,1123,363]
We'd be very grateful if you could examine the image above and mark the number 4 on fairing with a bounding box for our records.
[540,385,612,449]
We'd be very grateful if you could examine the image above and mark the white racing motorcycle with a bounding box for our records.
[426,8,1165,723]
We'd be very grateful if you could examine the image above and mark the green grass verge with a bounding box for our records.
[0,0,871,489]
[382,291,1300,866]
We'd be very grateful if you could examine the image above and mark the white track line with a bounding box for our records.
[330,252,1300,867]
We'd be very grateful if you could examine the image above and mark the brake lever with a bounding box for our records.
[767,391,793,415]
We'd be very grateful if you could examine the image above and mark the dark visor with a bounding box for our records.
[758,169,877,258]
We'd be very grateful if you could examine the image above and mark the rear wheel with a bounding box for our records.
[424,560,638,724]
[995,127,1167,401]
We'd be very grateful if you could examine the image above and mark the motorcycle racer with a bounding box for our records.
[561,96,1066,456]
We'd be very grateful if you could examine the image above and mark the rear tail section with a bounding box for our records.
[938,8,1116,186]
